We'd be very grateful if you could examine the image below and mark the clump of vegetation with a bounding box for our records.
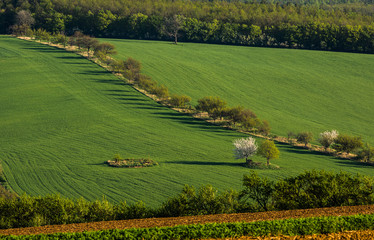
[106,154,158,168]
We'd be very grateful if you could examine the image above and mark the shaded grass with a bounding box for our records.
[0,36,373,207]
[105,39,374,145]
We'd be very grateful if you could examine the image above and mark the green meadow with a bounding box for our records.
[0,36,373,206]
[105,39,374,145]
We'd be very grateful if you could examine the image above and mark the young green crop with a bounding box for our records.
[105,39,374,145]
[2,214,374,239]
[1,36,374,207]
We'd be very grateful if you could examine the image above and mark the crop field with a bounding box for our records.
[105,39,374,145]
[0,36,373,206]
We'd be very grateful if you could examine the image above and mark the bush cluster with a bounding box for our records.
[240,170,374,212]
[196,96,270,135]
[0,170,373,229]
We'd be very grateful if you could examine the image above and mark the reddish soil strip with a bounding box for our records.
[1,205,374,236]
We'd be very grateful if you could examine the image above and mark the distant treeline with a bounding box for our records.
[1,0,374,53]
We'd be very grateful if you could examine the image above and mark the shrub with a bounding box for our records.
[296,132,313,147]
[195,96,226,116]
[168,94,191,108]
[158,185,239,217]
[357,143,374,162]
[150,85,169,100]
[333,134,363,154]
[318,130,339,150]
[240,171,274,211]
[273,170,374,210]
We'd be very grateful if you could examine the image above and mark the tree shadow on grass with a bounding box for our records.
[154,111,241,136]
[277,142,373,169]
[167,160,242,167]
[277,142,328,157]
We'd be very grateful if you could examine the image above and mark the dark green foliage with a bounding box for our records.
[195,96,227,116]
[357,143,374,162]
[333,134,363,153]
[150,84,169,100]
[168,94,191,108]
[158,185,240,217]
[240,171,274,211]
[273,170,374,210]
[1,0,373,52]
[296,132,314,147]
[3,214,374,240]
[240,170,374,212]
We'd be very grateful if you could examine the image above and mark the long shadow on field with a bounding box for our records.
[168,160,242,167]
[154,111,241,136]
[22,46,65,53]
[333,159,373,168]
[277,142,328,157]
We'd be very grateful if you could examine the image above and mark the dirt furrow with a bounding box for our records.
[1,205,374,236]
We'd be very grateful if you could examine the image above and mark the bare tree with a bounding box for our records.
[163,15,184,44]
[11,10,35,36]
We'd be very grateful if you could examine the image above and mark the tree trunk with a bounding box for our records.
[267,158,270,166]
[246,158,253,165]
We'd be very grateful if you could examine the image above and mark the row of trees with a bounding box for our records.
[1,170,373,228]
[287,130,374,162]
[2,0,374,53]
[20,29,372,163]
[195,96,271,135]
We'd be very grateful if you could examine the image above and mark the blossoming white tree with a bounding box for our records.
[233,137,258,164]
[318,130,339,150]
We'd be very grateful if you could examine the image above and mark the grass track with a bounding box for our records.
[105,39,374,145]
[0,36,373,206]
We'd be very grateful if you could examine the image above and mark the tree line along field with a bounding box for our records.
[1,35,374,207]
[104,38,374,146]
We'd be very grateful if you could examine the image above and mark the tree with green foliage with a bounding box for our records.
[226,105,244,126]
[357,143,374,162]
[81,35,99,57]
[258,140,280,166]
[333,134,363,154]
[94,42,117,56]
[273,170,374,210]
[296,132,313,147]
[240,171,274,211]
[257,120,271,136]
[195,96,226,117]
[168,94,191,108]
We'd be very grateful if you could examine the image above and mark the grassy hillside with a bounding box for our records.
[105,39,374,145]
[0,36,373,206]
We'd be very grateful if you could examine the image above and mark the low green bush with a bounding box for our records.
[2,214,374,240]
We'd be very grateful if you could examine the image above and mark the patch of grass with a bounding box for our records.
[1,36,374,207]
[106,39,374,145]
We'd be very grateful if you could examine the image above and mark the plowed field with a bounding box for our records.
[1,205,374,236]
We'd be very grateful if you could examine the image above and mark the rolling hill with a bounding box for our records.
[105,39,374,145]
[0,36,373,206]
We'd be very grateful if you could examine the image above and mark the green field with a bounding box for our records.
[0,36,373,206]
[105,39,374,145]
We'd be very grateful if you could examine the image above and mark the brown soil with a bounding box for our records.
[1,205,374,236]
